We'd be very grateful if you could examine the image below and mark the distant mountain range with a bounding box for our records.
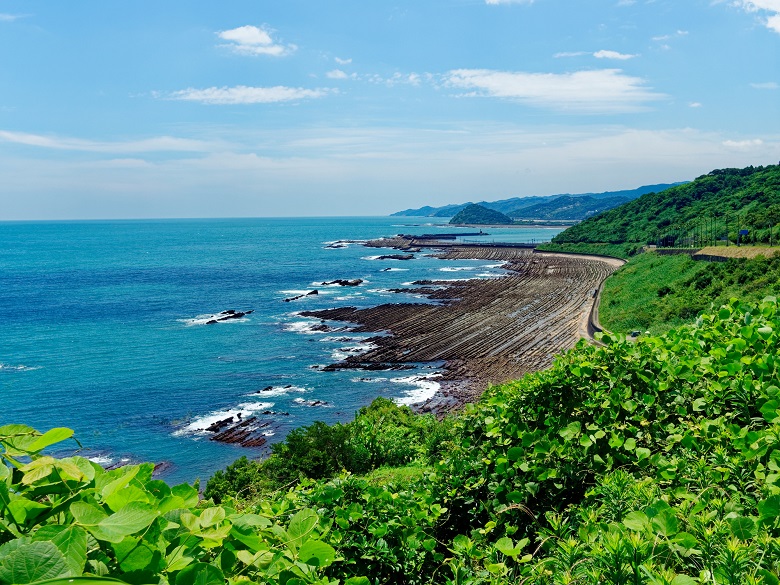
[391,183,685,221]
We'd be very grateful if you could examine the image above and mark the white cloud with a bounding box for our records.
[0,130,214,153]
[444,68,665,113]
[217,25,295,57]
[594,49,637,60]
[326,69,349,80]
[485,0,535,4]
[723,138,765,150]
[165,85,329,105]
[689,102,703,108]
[733,1,780,33]
[751,81,779,89]
[0,13,22,21]
[335,57,352,65]
[554,51,588,58]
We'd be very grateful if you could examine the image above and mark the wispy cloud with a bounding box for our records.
[594,49,638,60]
[217,25,296,57]
[733,1,780,34]
[723,138,764,150]
[485,0,535,4]
[751,81,779,89]
[689,102,703,108]
[164,86,329,105]
[326,69,351,80]
[554,51,588,58]
[444,68,664,113]
[0,130,214,153]
[0,12,28,22]
[335,57,352,65]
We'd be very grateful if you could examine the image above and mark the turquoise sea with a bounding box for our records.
[0,217,562,484]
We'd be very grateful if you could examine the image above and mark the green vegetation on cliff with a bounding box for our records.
[600,252,780,335]
[7,298,780,584]
[449,204,513,225]
[553,165,780,245]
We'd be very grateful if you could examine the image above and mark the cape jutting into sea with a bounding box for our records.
[0,217,562,484]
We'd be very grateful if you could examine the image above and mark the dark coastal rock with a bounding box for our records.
[153,461,174,477]
[295,399,331,407]
[321,362,416,372]
[377,254,415,261]
[205,416,235,433]
[205,309,254,324]
[283,290,319,302]
[321,279,363,286]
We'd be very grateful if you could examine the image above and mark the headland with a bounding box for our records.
[302,236,624,414]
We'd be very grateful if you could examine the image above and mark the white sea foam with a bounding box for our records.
[392,374,442,406]
[252,385,307,398]
[362,255,383,260]
[439,266,477,272]
[87,454,115,466]
[284,321,325,335]
[174,401,274,436]
[331,342,377,361]
[0,363,41,372]
[382,267,409,272]
[483,263,506,269]
[180,312,250,326]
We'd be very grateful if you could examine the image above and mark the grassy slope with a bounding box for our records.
[600,251,780,334]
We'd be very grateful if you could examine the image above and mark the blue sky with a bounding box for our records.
[0,0,778,219]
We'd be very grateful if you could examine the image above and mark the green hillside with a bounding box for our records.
[553,164,780,245]
[450,203,513,225]
[7,298,780,584]
[510,194,629,221]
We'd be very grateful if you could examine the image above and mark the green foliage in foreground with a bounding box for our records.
[8,298,780,583]
[600,252,780,334]
[204,398,451,503]
[553,164,780,245]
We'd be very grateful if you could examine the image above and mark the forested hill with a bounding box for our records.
[449,203,513,225]
[392,183,683,218]
[553,164,780,245]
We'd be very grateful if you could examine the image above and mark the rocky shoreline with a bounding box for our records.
[302,237,624,415]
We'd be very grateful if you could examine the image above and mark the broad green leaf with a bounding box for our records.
[171,484,199,508]
[28,428,74,453]
[112,537,158,573]
[635,447,651,461]
[175,562,224,585]
[651,509,679,537]
[559,422,581,441]
[0,541,70,584]
[198,506,225,528]
[100,466,139,500]
[759,495,780,523]
[104,485,149,513]
[757,569,780,585]
[729,516,756,540]
[165,545,194,572]
[298,539,337,568]
[506,447,524,461]
[34,525,88,577]
[761,400,780,422]
[345,578,371,585]
[70,502,109,528]
[287,509,318,546]
[73,501,157,543]
[670,576,697,585]
[8,496,49,526]
[623,511,650,531]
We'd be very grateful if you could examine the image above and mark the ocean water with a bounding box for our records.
[0,217,562,484]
